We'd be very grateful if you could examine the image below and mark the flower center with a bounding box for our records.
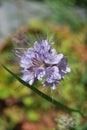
[32,58,43,67]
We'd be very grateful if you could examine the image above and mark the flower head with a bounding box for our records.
[14,36,71,90]
[56,114,76,130]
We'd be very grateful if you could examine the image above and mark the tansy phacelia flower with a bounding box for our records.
[14,37,71,90]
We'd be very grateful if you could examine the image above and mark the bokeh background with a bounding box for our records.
[0,0,87,130]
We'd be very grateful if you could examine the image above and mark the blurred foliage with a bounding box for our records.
[45,0,86,30]
[27,0,87,7]
[76,0,87,7]
[0,21,87,129]
[81,65,87,87]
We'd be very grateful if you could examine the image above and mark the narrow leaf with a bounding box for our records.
[1,64,84,116]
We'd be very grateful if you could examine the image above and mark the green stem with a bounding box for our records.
[1,64,85,117]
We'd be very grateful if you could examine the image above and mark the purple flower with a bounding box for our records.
[35,67,45,80]
[21,70,35,85]
[57,57,71,78]
[14,38,71,89]
[44,49,63,65]
[46,66,61,82]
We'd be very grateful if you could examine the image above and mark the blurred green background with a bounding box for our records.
[0,0,87,130]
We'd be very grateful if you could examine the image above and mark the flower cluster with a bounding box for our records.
[14,38,71,90]
[56,114,76,130]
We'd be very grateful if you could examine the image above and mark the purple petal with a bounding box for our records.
[22,70,35,85]
[35,67,45,80]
